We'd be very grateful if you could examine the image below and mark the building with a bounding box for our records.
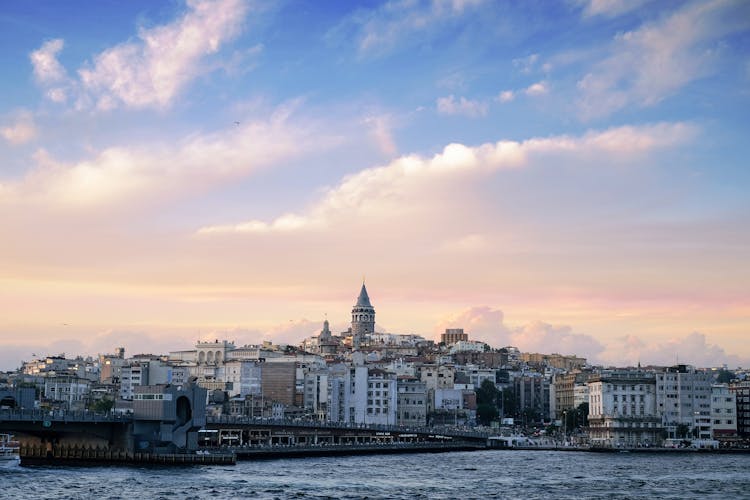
[120,359,173,400]
[365,368,397,425]
[441,328,468,345]
[397,377,427,426]
[655,365,713,439]
[588,371,662,447]
[303,369,329,420]
[43,375,91,409]
[552,370,592,419]
[514,375,551,423]
[351,283,376,349]
[710,384,737,440]
[261,362,296,407]
[729,381,750,438]
[521,353,587,371]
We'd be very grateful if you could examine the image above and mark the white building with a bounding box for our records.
[449,341,488,354]
[711,384,737,440]
[44,376,90,408]
[365,368,397,425]
[397,378,427,426]
[574,384,590,409]
[303,369,329,420]
[588,371,662,447]
[655,365,713,439]
[119,360,172,400]
[218,360,262,398]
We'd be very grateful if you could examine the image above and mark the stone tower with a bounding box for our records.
[351,283,375,349]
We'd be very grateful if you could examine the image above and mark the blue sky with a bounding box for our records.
[0,0,749,370]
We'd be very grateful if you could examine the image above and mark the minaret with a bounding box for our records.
[319,319,332,341]
[351,282,375,349]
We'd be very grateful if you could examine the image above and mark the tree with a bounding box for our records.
[477,404,499,426]
[475,380,501,425]
[501,387,517,418]
[576,402,589,427]
[716,370,734,384]
[676,424,690,439]
[90,397,114,413]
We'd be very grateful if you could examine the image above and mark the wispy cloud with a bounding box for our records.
[577,0,750,120]
[29,0,250,110]
[333,0,486,57]
[197,122,695,235]
[436,94,488,117]
[1,109,37,145]
[574,0,653,19]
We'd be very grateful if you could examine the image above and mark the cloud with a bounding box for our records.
[496,90,515,103]
[574,0,652,19]
[30,0,250,110]
[30,38,67,84]
[577,0,750,119]
[524,81,549,97]
[512,53,539,74]
[334,0,486,57]
[436,94,488,117]
[1,110,37,145]
[437,306,748,368]
[363,113,398,156]
[196,121,695,234]
[0,101,329,209]
[435,306,604,359]
[599,332,750,368]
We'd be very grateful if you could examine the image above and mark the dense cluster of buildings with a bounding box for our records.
[2,283,749,448]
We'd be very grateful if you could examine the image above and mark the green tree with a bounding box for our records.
[91,397,114,413]
[475,380,501,425]
[477,404,499,425]
[576,402,589,427]
[676,423,690,439]
[716,370,734,384]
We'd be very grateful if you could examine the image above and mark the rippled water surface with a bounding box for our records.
[2,451,750,499]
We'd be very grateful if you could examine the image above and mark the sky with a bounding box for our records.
[1,0,749,370]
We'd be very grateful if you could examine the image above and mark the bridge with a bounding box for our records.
[203,415,492,448]
[1,408,492,455]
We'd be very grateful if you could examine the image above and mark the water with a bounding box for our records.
[2,450,749,499]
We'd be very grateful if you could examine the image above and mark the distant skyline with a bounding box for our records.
[1,0,749,370]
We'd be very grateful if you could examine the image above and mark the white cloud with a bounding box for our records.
[435,306,605,359]
[437,306,748,368]
[335,0,486,57]
[197,122,695,235]
[436,94,488,117]
[599,332,750,368]
[0,102,329,209]
[30,0,250,110]
[30,38,67,84]
[512,53,539,74]
[497,90,515,103]
[1,110,37,145]
[524,81,549,97]
[574,0,652,19]
[577,0,750,120]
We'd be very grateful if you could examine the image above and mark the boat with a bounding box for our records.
[0,434,20,466]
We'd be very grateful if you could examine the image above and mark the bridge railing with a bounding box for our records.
[0,408,131,423]
[205,415,492,439]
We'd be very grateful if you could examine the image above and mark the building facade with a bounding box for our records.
[588,371,662,447]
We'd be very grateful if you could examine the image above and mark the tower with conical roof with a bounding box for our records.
[351,282,375,349]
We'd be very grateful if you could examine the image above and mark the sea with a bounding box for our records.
[2,450,749,499]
